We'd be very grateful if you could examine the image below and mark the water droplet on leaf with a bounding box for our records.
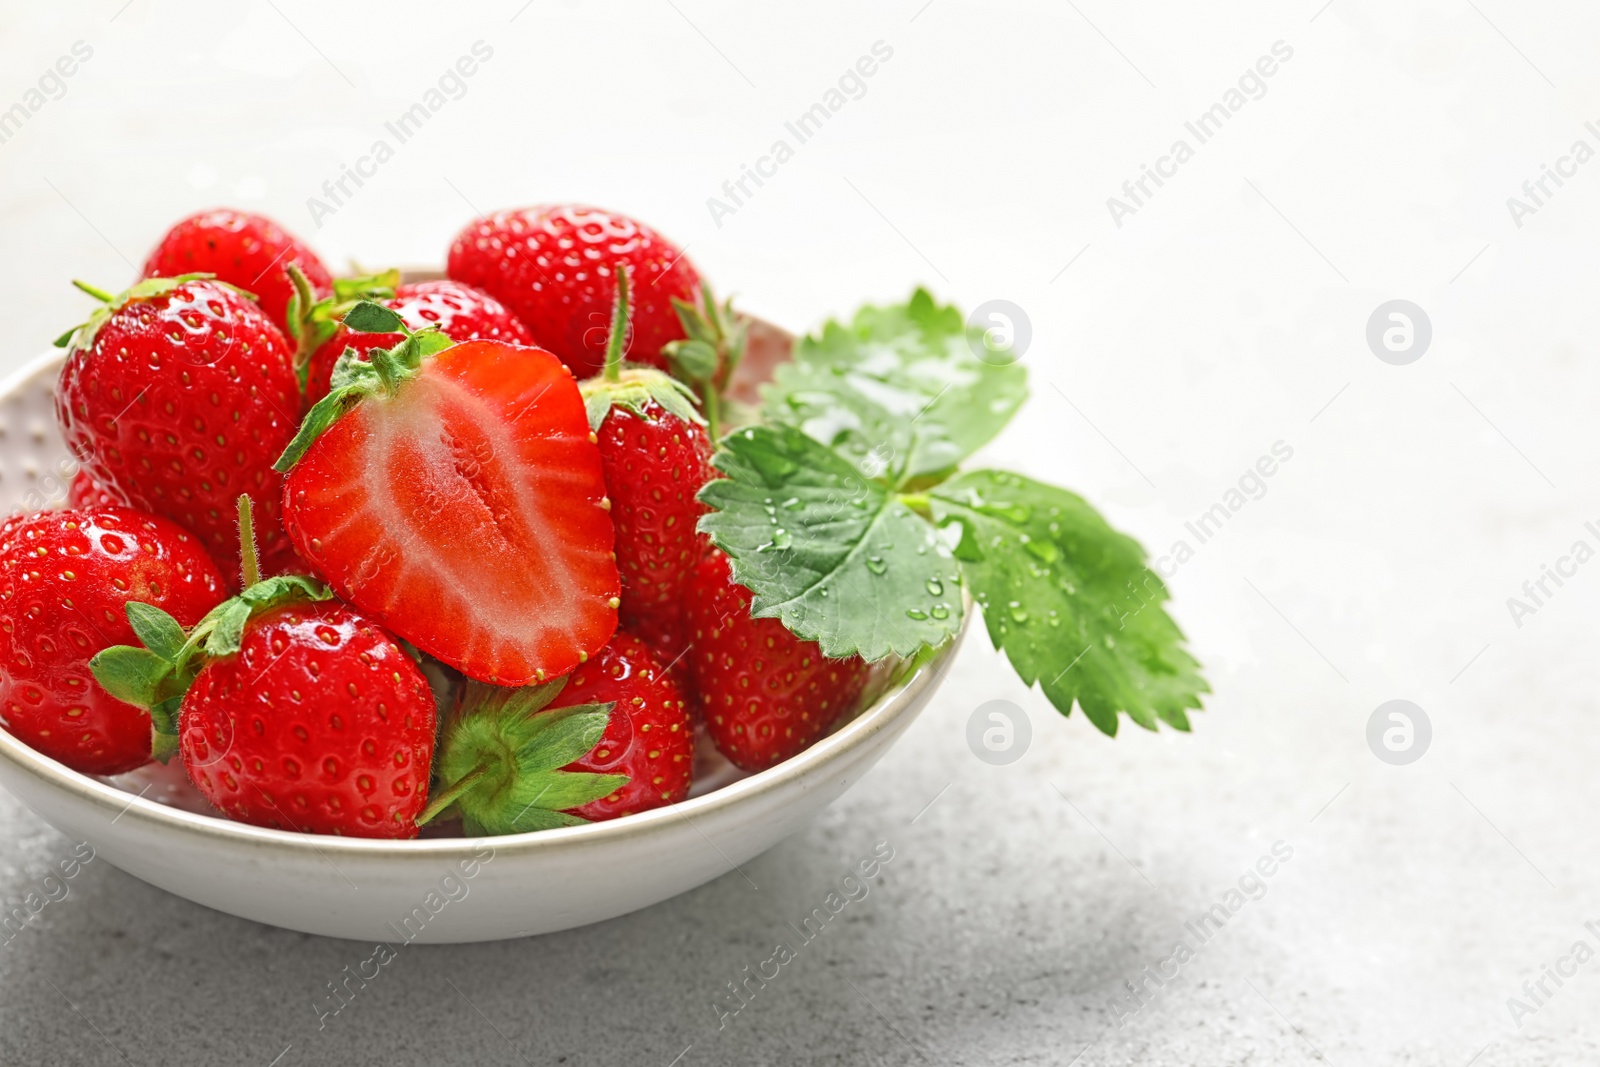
[1024,539,1060,563]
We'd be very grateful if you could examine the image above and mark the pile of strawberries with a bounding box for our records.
[0,206,869,839]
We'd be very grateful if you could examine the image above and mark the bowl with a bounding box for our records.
[0,308,966,943]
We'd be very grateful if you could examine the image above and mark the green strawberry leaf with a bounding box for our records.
[760,288,1027,488]
[928,470,1207,735]
[699,423,963,661]
[341,300,406,334]
[239,574,333,610]
[124,603,186,664]
[502,767,626,819]
[506,702,619,770]
[88,645,170,708]
[203,600,254,658]
[666,338,718,382]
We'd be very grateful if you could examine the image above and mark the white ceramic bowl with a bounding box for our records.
[0,315,964,943]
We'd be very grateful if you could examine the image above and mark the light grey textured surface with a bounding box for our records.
[2,1,1597,1063]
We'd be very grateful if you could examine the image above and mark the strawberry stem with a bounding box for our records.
[416,766,486,827]
[706,286,745,396]
[663,282,745,444]
[704,384,723,443]
[71,280,116,303]
[286,263,317,378]
[370,345,404,395]
[602,264,631,383]
[237,495,260,589]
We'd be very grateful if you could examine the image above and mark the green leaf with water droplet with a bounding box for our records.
[930,469,1207,735]
[699,423,963,660]
[759,289,1027,488]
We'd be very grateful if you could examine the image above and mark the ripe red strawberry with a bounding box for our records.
[547,630,692,820]
[54,276,302,583]
[579,265,714,660]
[142,209,332,338]
[277,303,619,685]
[446,204,700,377]
[304,279,533,404]
[684,551,870,771]
[90,504,437,839]
[597,402,712,629]
[0,507,224,775]
[67,471,124,509]
[178,598,435,837]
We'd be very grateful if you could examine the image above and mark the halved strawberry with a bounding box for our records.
[276,303,620,685]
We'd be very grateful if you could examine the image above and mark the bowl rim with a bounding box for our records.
[0,346,966,859]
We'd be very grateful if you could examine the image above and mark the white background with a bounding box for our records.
[1,1,1597,1064]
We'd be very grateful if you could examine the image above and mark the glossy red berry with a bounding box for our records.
[55,277,301,584]
[446,205,700,377]
[595,399,713,638]
[179,600,436,838]
[684,552,869,771]
[551,631,693,820]
[0,507,225,775]
[141,209,331,338]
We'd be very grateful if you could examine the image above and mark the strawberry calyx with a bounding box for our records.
[88,496,333,761]
[285,263,401,388]
[580,263,706,431]
[664,281,747,440]
[273,300,454,473]
[53,273,255,352]
[421,679,627,835]
[579,368,705,433]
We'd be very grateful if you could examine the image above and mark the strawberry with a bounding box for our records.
[303,279,532,404]
[545,630,692,820]
[91,502,436,837]
[684,551,870,771]
[179,598,434,837]
[142,209,332,338]
[446,204,700,377]
[422,629,689,834]
[54,276,302,584]
[578,266,715,659]
[275,302,620,685]
[0,506,225,775]
[66,471,124,510]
